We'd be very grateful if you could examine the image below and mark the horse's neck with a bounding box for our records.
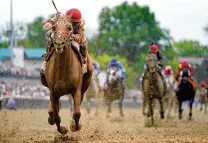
[148,72,159,84]
[53,45,73,71]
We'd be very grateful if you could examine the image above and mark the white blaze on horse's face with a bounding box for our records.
[53,15,73,54]
[147,53,158,73]
[108,67,117,84]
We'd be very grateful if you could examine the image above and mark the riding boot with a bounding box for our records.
[80,43,88,64]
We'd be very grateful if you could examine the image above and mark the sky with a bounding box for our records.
[0,0,208,44]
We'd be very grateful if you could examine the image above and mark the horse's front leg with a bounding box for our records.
[70,89,82,132]
[148,99,154,126]
[142,93,147,116]
[119,92,124,117]
[158,97,165,119]
[189,99,194,120]
[178,101,183,119]
[50,92,67,135]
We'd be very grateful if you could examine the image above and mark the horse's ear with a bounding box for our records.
[67,13,73,19]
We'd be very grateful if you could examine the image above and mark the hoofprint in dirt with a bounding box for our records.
[0,108,208,143]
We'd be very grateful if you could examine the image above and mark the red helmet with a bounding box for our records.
[200,81,207,87]
[181,60,189,67]
[65,8,82,22]
[149,44,159,53]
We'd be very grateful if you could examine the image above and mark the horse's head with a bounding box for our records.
[52,15,73,54]
[180,67,189,83]
[147,53,158,73]
[107,67,120,85]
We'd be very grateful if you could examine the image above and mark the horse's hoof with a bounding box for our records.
[58,126,68,135]
[179,115,182,120]
[48,116,55,125]
[70,120,82,132]
[161,113,165,119]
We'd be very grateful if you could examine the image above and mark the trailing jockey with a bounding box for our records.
[105,58,126,90]
[40,8,88,75]
[141,43,167,93]
[162,65,175,81]
[176,60,196,92]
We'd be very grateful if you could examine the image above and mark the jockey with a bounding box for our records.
[92,60,100,77]
[142,43,166,92]
[106,58,126,88]
[41,8,87,74]
[143,43,164,72]
[199,81,207,88]
[176,60,196,91]
[162,65,174,78]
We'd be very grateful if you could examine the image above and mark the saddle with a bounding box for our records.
[43,40,87,74]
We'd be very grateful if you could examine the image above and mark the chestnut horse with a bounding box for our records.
[40,15,93,135]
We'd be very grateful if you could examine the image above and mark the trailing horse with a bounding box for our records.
[40,15,93,135]
[142,53,165,126]
[175,67,196,120]
[84,67,103,115]
[163,75,178,117]
[198,86,208,114]
[104,66,125,117]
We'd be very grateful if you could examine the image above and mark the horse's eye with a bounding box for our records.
[68,26,72,31]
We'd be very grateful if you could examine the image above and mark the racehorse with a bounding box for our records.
[142,53,165,126]
[175,67,196,120]
[163,74,178,117]
[103,66,125,117]
[40,14,93,135]
[198,86,208,114]
[84,67,103,115]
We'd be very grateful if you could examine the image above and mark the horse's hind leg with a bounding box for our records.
[205,104,207,114]
[50,93,67,134]
[159,97,165,119]
[178,101,183,119]
[85,97,90,114]
[119,93,124,117]
[70,89,82,132]
[106,102,111,117]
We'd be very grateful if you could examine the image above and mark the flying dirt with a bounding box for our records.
[1,107,208,143]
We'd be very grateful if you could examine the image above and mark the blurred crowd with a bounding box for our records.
[0,61,49,97]
[0,61,39,78]
[0,78,49,97]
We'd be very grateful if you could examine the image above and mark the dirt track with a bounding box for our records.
[0,107,208,143]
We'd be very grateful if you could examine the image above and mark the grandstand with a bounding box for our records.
[0,47,45,69]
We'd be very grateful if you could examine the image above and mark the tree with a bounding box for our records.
[24,16,46,48]
[173,40,208,57]
[0,21,26,48]
[97,1,169,65]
